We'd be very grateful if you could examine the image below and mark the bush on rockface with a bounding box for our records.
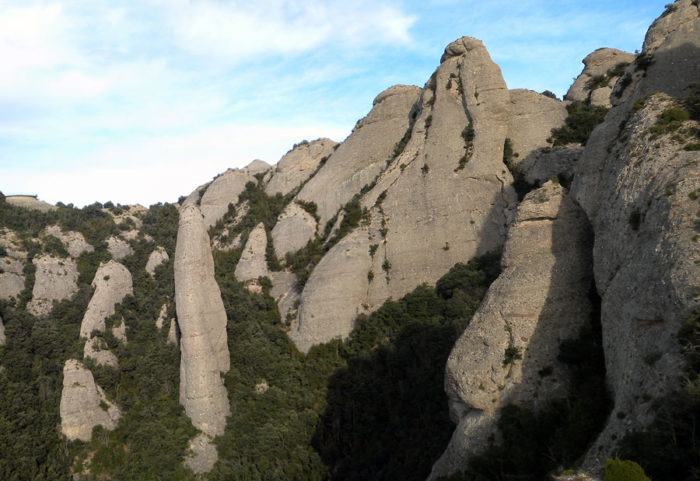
[604,458,650,481]
[550,101,609,146]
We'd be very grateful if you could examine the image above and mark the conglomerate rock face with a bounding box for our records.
[80,261,133,338]
[44,225,94,257]
[174,203,230,470]
[565,48,635,107]
[429,182,594,479]
[27,255,79,317]
[145,246,169,276]
[0,255,25,301]
[271,202,318,260]
[265,138,338,196]
[59,359,121,442]
[234,222,269,283]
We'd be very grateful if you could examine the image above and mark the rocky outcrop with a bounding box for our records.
[83,337,119,368]
[0,314,5,346]
[174,203,230,468]
[430,182,594,479]
[517,145,584,186]
[565,48,635,107]
[234,223,270,283]
[27,255,79,317]
[44,225,94,257]
[59,359,120,441]
[5,195,55,212]
[290,37,518,352]
[168,319,180,346]
[507,89,567,159]
[0,256,25,301]
[107,236,133,260]
[80,261,133,338]
[199,160,270,229]
[146,246,169,276]
[184,433,219,474]
[295,85,422,227]
[271,203,318,260]
[155,303,168,330]
[265,138,338,196]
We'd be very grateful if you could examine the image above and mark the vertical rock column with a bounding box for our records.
[174,203,230,473]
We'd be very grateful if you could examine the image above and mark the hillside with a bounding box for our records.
[0,1,698,480]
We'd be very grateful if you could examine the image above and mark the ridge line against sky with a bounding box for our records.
[1,0,664,207]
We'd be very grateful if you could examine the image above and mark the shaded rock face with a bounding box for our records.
[518,145,584,186]
[507,89,568,160]
[0,256,25,301]
[80,261,133,338]
[295,85,422,227]
[271,202,318,260]
[45,225,94,257]
[234,222,269,283]
[290,37,519,352]
[107,236,133,260]
[27,255,79,317]
[0,314,5,346]
[565,48,635,107]
[146,246,169,277]
[199,160,271,229]
[59,359,120,441]
[430,182,594,479]
[174,203,229,447]
[265,138,338,196]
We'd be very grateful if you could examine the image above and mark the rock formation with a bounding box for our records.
[44,225,94,257]
[234,222,269,283]
[5,195,55,212]
[59,359,120,441]
[106,236,133,260]
[155,303,168,330]
[0,314,5,346]
[83,337,119,368]
[0,256,25,301]
[199,160,271,228]
[507,89,567,159]
[174,203,230,471]
[265,138,338,196]
[167,318,180,346]
[146,246,169,276]
[429,182,594,478]
[27,255,79,317]
[271,202,318,260]
[79,261,133,338]
[565,48,635,107]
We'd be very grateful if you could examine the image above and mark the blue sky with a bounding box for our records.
[0,0,665,207]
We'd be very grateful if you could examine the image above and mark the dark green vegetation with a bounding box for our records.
[502,138,535,201]
[604,459,650,481]
[439,287,611,481]
[207,249,501,480]
[550,100,609,146]
[618,307,700,481]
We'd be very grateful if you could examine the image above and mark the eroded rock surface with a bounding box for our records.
[6,195,55,212]
[45,225,94,257]
[146,246,169,276]
[83,337,119,368]
[234,223,270,283]
[80,261,133,338]
[107,236,133,260]
[59,359,120,441]
[271,203,318,260]
[507,89,567,160]
[184,433,219,474]
[0,256,25,301]
[518,145,584,186]
[27,255,79,317]
[174,203,229,462]
[0,314,5,346]
[565,48,635,107]
[265,138,338,196]
[430,182,594,479]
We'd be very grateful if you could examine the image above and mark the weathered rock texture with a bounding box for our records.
[156,303,168,330]
[5,195,55,212]
[80,261,133,338]
[568,2,700,466]
[45,225,94,257]
[199,160,270,228]
[146,246,169,276]
[83,337,119,368]
[430,182,594,479]
[507,89,567,159]
[174,203,230,469]
[295,84,422,227]
[0,314,5,346]
[518,145,584,186]
[234,223,269,283]
[271,203,318,260]
[290,37,521,352]
[27,255,79,317]
[168,318,180,346]
[265,138,338,196]
[565,48,635,107]
[107,236,133,260]
[184,433,219,474]
[59,359,120,441]
[0,256,25,301]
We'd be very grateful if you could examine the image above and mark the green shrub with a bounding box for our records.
[550,101,609,146]
[685,83,700,120]
[462,123,475,143]
[684,142,700,151]
[541,90,558,99]
[604,458,650,481]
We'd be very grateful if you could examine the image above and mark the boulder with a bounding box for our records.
[271,202,318,260]
[234,223,270,283]
[174,203,230,443]
[27,255,79,317]
[199,160,271,229]
[79,261,133,338]
[430,182,594,478]
[59,359,120,441]
[168,318,180,346]
[155,303,168,330]
[265,138,338,196]
[146,246,169,277]
[565,48,635,107]
[83,337,119,368]
[106,236,133,260]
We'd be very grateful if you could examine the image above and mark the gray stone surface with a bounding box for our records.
[565,48,635,107]
[234,222,270,283]
[174,203,230,444]
[0,256,25,301]
[155,303,168,330]
[271,202,318,260]
[518,145,584,186]
[146,246,169,277]
[27,255,79,317]
[295,84,422,227]
[5,195,55,212]
[59,359,120,441]
[168,318,180,346]
[45,225,94,257]
[265,138,338,196]
[199,159,271,229]
[83,337,119,368]
[430,182,593,479]
[107,236,133,260]
[507,89,567,160]
[80,261,133,338]
[184,433,219,474]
